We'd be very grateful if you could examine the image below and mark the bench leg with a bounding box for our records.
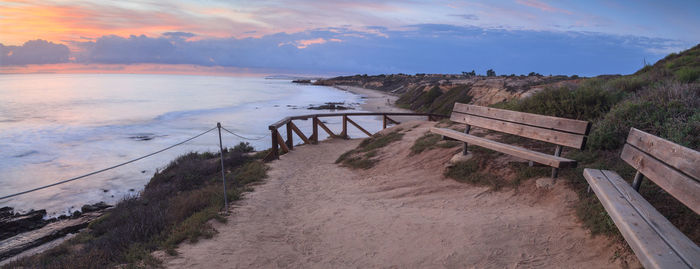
[462,125,471,155]
[631,171,643,191]
[551,145,562,178]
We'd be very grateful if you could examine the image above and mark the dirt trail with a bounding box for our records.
[161,121,628,268]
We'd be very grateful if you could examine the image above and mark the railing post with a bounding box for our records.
[383,115,387,129]
[312,117,319,144]
[217,123,228,210]
[286,122,293,150]
[551,145,563,178]
[270,127,279,159]
[463,125,471,155]
[342,115,348,139]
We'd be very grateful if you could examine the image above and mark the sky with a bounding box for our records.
[0,0,698,76]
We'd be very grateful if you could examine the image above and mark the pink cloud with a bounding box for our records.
[292,37,342,49]
[515,0,572,14]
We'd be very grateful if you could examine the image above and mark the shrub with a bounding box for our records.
[676,67,700,83]
[486,69,496,77]
[426,85,472,115]
[410,133,459,155]
[444,159,503,190]
[232,142,255,153]
[336,130,404,169]
[494,85,625,121]
[609,76,648,92]
[588,82,700,150]
[7,149,268,268]
[356,130,404,152]
[412,86,443,111]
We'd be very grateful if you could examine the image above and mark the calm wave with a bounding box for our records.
[0,74,379,215]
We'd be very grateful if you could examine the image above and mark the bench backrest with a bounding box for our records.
[621,128,700,214]
[449,103,591,149]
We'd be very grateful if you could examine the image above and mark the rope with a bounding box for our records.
[220,126,268,140]
[0,127,218,201]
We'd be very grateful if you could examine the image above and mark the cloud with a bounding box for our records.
[451,14,479,20]
[0,39,70,65]
[287,38,343,49]
[515,0,573,14]
[162,32,196,39]
[1,25,693,76]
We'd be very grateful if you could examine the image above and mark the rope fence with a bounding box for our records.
[0,123,266,202]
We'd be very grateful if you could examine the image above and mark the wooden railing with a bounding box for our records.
[264,112,447,161]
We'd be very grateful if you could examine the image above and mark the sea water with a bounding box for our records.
[0,74,383,216]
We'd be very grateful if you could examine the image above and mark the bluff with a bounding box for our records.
[315,73,581,114]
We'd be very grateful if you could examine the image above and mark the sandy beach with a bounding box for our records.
[333,85,411,113]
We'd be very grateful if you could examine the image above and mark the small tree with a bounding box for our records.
[461,70,476,77]
[486,69,496,77]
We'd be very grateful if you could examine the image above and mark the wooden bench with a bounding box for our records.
[430,103,591,178]
[583,128,700,269]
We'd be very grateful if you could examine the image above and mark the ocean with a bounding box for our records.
[0,74,382,216]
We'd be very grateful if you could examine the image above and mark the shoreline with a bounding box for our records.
[333,85,412,113]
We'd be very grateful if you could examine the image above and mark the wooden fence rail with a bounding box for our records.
[265,112,447,161]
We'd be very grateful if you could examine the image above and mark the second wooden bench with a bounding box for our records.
[430,103,591,178]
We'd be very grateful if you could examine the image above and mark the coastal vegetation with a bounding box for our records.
[320,44,700,245]
[409,133,460,155]
[3,142,268,269]
[335,130,404,169]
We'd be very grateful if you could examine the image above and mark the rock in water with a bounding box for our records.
[0,209,47,241]
[80,202,111,213]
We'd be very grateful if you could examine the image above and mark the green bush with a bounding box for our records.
[495,85,625,121]
[410,133,460,155]
[336,130,404,169]
[413,86,443,111]
[609,76,648,92]
[426,85,472,115]
[232,142,255,153]
[676,67,700,83]
[7,149,268,269]
[588,82,700,150]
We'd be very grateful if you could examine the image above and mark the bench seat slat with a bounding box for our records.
[621,144,700,214]
[450,113,587,149]
[601,169,700,268]
[430,127,577,168]
[583,169,699,269]
[453,103,591,134]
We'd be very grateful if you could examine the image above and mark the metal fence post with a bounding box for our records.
[463,125,471,155]
[551,145,563,178]
[217,122,228,210]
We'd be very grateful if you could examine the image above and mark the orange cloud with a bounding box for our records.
[0,1,260,48]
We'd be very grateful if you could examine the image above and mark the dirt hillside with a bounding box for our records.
[159,121,635,268]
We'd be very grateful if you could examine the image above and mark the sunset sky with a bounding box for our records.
[1,0,698,76]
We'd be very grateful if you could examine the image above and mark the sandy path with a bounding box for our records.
[161,121,626,268]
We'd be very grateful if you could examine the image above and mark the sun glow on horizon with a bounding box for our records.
[0,63,275,77]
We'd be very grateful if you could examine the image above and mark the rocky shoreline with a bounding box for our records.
[0,202,111,262]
